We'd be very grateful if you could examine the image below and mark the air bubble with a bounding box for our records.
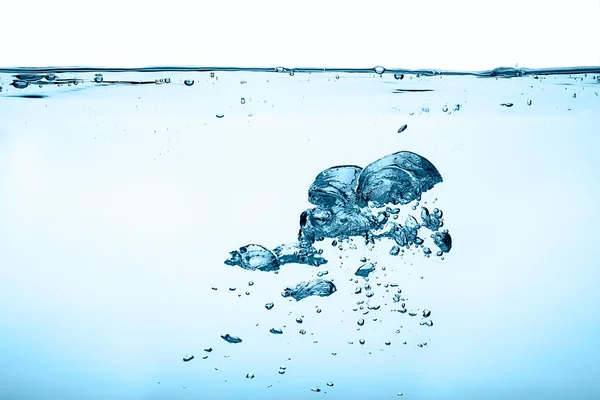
[246,373,255,379]
[394,73,404,80]
[527,99,532,106]
[442,105,448,112]
[357,318,365,326]
[359,339,366,345]
[374,66,385,74]
[397,124,408,134]
[241,98,246,104]
[265,302,274,310]
[94,74,103,83]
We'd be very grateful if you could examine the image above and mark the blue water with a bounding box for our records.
[1,66,599,399]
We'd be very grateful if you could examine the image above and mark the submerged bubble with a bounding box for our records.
[246,373,255,379]
[356,151,443,207]
[296,317,303,323]
[241,97,246,104]
[394,73,404,80]
[390,246,400,256]
[184,79,194,86]
[281,279,337,301]
[225,244,280,272]
[270,328,283,334]
[397,124,408,134]
[355,262,375,278]
[11,80,29,89]
[327,382,334,387]
[183,354,194,362]
[311,387,321,392]
[420,320,433,327]
[299,329,307,335]
[216,114,225,118]
[265,302,274,310]
[527,99,532,106]
[433,231,452,252]
[221,334,243,344]
[94,74,103,83]
[359,339,366,345]
[357,318,365,326]
[423,309,431,318]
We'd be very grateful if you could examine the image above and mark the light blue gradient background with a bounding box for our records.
[1,71,599,399]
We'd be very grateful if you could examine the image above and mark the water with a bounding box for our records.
[1,66,600,399]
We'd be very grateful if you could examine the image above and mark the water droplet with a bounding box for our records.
[94,74,103,83]
[216,114,224,118]
[184,79,194,86]
[246,373,255,379]
[183,354,194,362]
[357,318,365,326]
[390,245,400,256]
[397,124,408,134]
[394,73,404,80]
[327,382,334,387]
[265,302,274,310]
[423,247,431,255]
[241,97,246,104]
[359,339,366,345]
[374,66,385,74]
[276,66,284,73]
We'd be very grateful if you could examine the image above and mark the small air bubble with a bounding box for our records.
[359,339,366,345]
[265,302,274,310]
[246,373,255,379]
[442,105,448,112]
[394,73,404,80]
[357,318,365,326]
[210,72,215,78]
[184,79,194,86]
[241,98,246,104]
[527,99,532,106]
[327,382,334,387]
[94,74,103,83]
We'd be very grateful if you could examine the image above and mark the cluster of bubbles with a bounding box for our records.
[182,150,452,394]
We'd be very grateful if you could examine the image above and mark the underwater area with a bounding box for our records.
[1,66,599,399]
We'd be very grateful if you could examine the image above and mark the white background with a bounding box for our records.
[0,0,598,69]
